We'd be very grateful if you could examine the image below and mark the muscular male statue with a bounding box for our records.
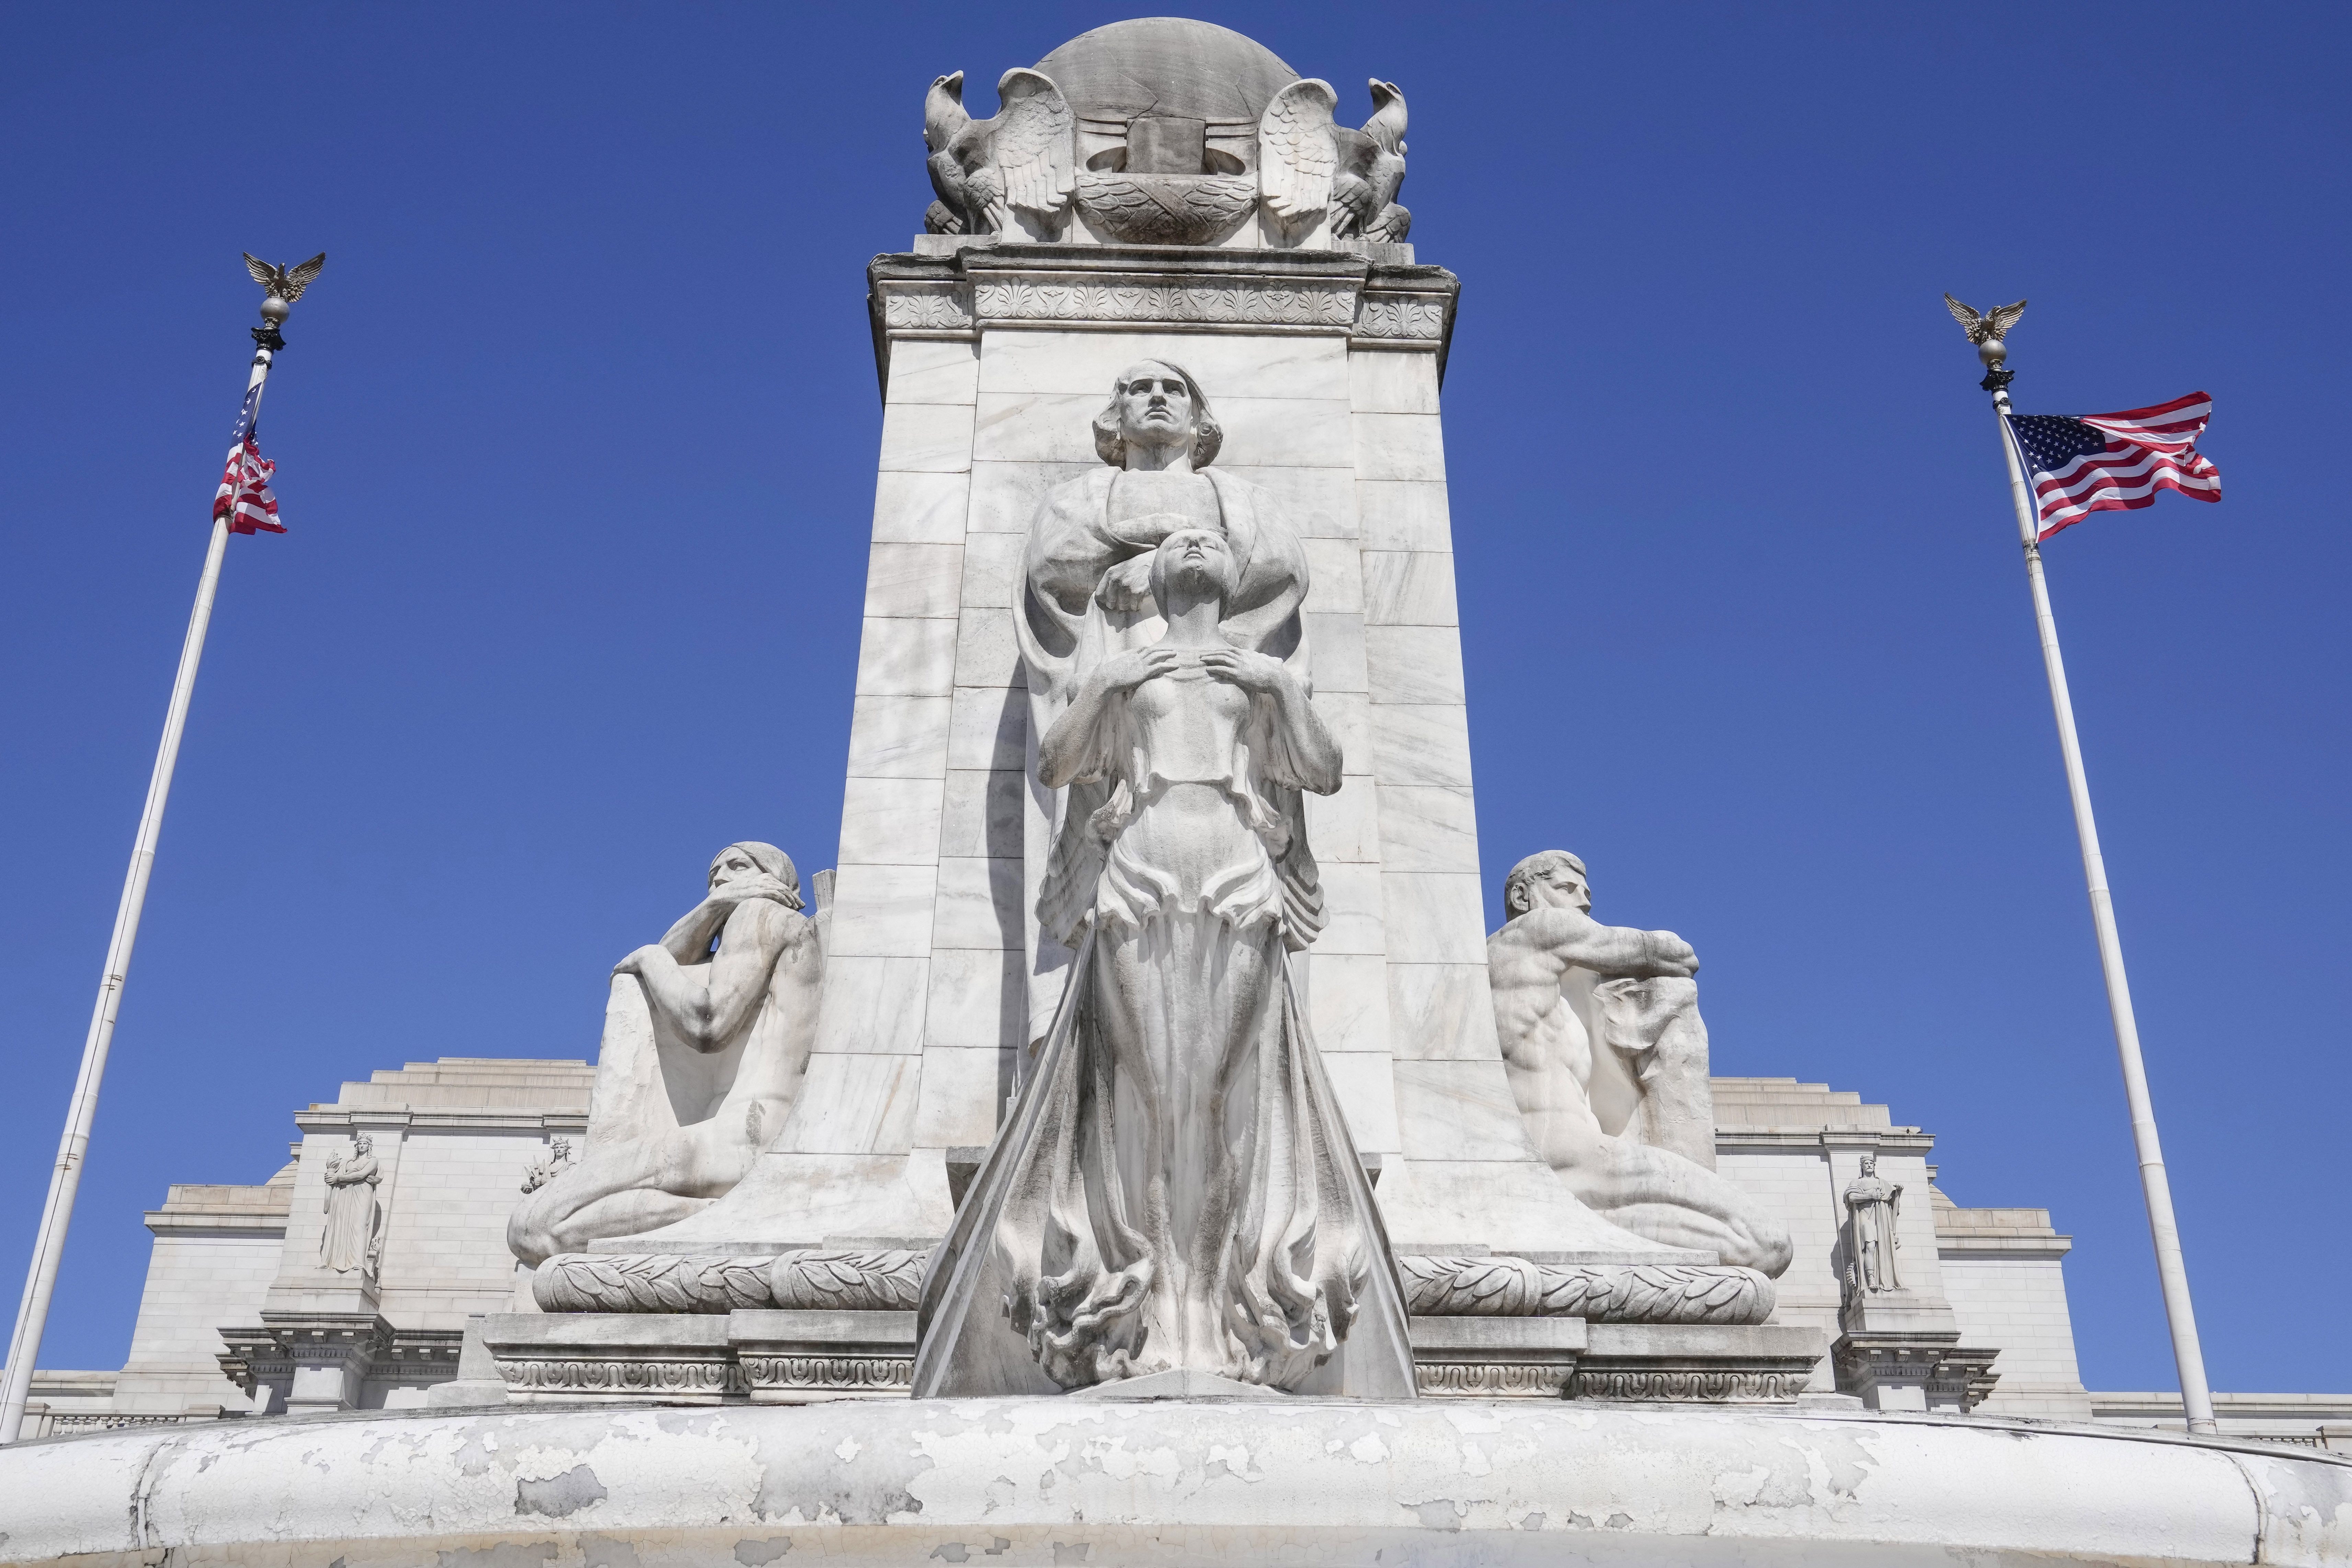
[1488,850,1792,1275]
[508,842,824,1265]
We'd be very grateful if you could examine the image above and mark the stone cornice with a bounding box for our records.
[1936,1233,2075,1259]
[866,244,1461,399]
[293,1108,588,1136]
[1715,1128,1936,1154]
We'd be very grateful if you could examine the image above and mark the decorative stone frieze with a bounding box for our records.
[879,280,976,336]
[479,1308,921,1406]
[1575,1367,1811,1402]
[533,1248,928,1314]
[495,1356,745,1399]
[1407,1314,1583,1399]
[1573,1323,1826,1405]
[1400,1255,1776,1325]
[866,247,1460,395]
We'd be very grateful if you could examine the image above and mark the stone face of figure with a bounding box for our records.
[1488,850,1794,1277]
[919,524,1414,1399]
[319,1135,381,1275]
[506,843,823,1267]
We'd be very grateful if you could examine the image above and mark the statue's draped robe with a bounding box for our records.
[320,1155,379,1273]
[913,466,1415,1397]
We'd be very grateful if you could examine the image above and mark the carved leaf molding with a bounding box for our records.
[1399,1255,1775,1325]
[534,1248,930,1314]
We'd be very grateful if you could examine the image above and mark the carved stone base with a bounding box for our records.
[1408,1314,1584,1398]
[1407,1316,1824,1403]
[483,1311,917,1406]
[486,1314,742,1405]
[1573,1323,1826,1403]
[734,1309,915,1405]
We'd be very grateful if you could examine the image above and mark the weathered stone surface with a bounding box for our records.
[5,1399,2345,1568]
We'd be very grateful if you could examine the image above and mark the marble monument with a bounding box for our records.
[9,19,2346,1568]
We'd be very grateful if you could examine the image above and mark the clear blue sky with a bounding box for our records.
[2,3,2344,1394]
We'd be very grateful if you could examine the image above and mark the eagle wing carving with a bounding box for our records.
[987,68,1076,225]
[1258,78,1337,223]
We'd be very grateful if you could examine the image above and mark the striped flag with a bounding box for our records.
[2006,391,2219,540]
[213,382,284,535]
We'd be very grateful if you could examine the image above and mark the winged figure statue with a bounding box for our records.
[244,252,327,304]
[921,68,1076,238]
[1944,294,2028,346]
[1257,78,1338,230]
[1329,80,1410,242]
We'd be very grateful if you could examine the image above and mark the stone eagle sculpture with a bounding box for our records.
[1254,78,1412,242]
[923,68,1077,237]
[1332,79,1409,241]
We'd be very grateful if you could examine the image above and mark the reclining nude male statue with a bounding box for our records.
[914,362,1414,1398]
[508,842,824,1266]
[1488,850,1793,1275]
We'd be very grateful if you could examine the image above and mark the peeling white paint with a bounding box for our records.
[0,1399,2343,1567]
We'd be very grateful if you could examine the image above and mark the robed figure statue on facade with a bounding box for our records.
[914,364,1414,1397]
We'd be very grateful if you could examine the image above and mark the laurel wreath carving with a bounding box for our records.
[1399,1256,1775,1325]
[533,1248,929,1314]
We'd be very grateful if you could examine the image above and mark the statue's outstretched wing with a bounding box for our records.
[244,253,281,288]
[1258,78,1337,223]
[1943,293,1985,338]
[990,68,1075,222]
[1984,298,2027,339]
[280,252,327,301]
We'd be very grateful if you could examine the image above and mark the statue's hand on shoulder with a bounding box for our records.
[1096,553,1157,614]
[1197,646,1288,696]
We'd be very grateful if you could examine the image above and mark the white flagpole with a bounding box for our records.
[0,259,316,1445]
[1972,324,2218,1436]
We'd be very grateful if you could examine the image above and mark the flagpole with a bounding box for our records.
[1974,331,2218,1437]
[0,266,312,1446]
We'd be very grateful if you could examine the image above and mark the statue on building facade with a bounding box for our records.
[1843,1152,1903,1296]
[318,1135,381,1275]
[507,843,824,1266]
[914,367,1413,1397]
[519,1137,573,1194]
[1488,850,1794,1275]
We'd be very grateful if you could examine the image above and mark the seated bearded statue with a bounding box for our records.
[1487,850,1793,1276]
[507,842,824,1266]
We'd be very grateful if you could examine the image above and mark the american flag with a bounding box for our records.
[2006,391,2219,541]
[213,382,284,535]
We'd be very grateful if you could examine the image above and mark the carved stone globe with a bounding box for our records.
[1036,18,1300,244]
